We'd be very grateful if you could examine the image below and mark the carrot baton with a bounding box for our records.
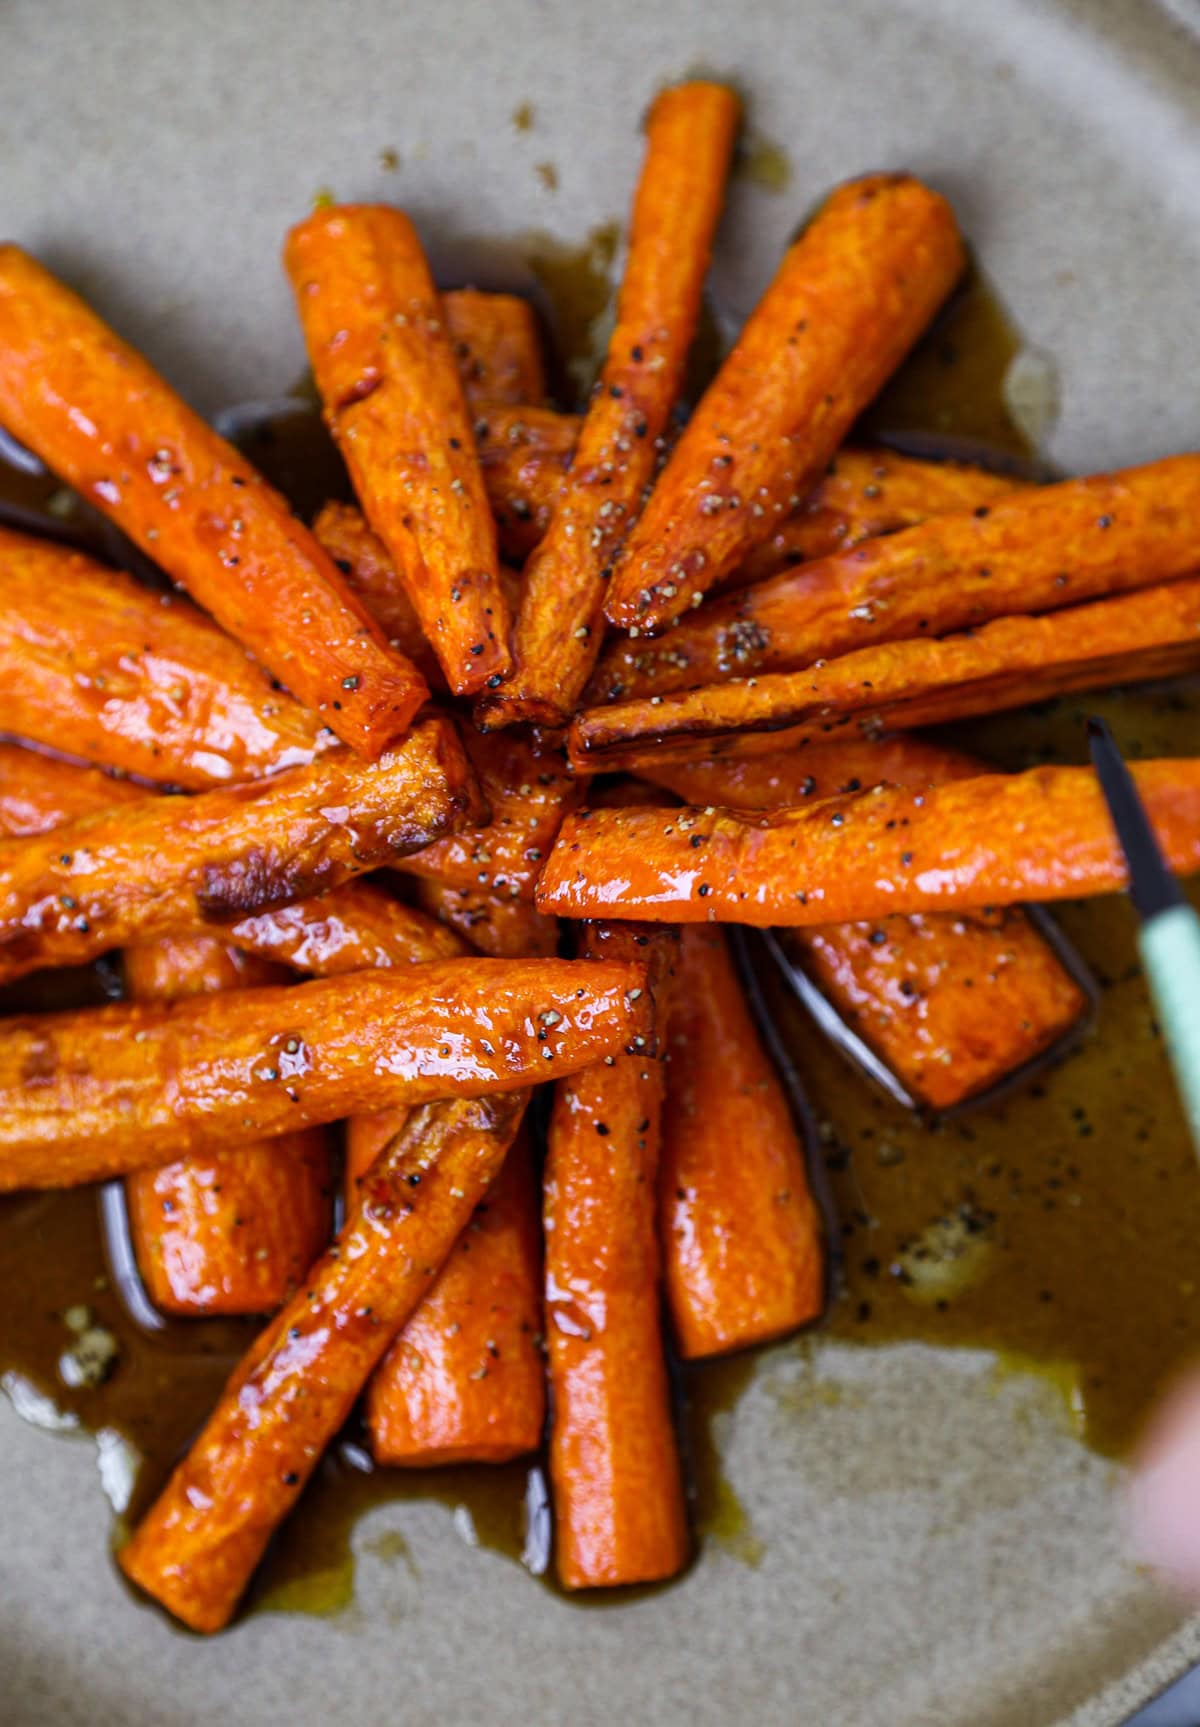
[285,205,511,697]
[393,727,581,902]
[603,173,965,633]
[0,247,427,755]
[0,527,334,788]
[0,714,478,985]
[590,455,1200,701]
[0,955,649,1188]
[568,576,1200,769]
[536,761,1200,928]
[661,926,823,1356]
[119,1089,530,1632]
[544,921,688,1588]
[123,939,333,1317]
[477,80,741,729]
[473,404,577,561]
[412,877,560,958]
[443,289,548,408]
[0,742,146,831]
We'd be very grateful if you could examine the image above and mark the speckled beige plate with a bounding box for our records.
[3,2,1200,1722]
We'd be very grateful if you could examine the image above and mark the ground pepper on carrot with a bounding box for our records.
[0,246,428,755]
[443,288,548,408]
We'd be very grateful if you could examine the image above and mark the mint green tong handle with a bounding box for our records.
[1140,903,1200,1150]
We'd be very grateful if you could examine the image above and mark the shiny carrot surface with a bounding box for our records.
[313,501,444,686]
[636,734,1087,1109]
[0,248,426,755]
[394,727,581,901]
[592,455,1200,700]
[0,956,648,1188]
[413,876,560,957]
[0,715,478,984]
[119,1090,529,1631]
[568,576,1200,768]
[545,922,688,1588]
[285,205,510,696]
[603,174,965,631]
[0,742,146,832]
[474,404,577,561]
[367,1125,544,1465]
[443,289,547,407]
[661,926,823,1355]
[0,528,333,787]
[536,761,1200,926]
[479,81,740,729]
[124,939,332,1317]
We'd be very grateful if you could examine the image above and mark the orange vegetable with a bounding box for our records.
[591,455,1200,700]
[568,576,1200,769]
[634,731,980,810]
[661,926,823,1355]
[544,922,688,1588]
[0,247,426,755]
[473,404,577,560]
[603,174,965,632]
[0,714,478,985]
[0,742,146,831]
[412,877,560,958]
[365,1125,544,1465]
[0,527,333,788]
[0,954,649,1189]
[123,939,332,1317]
[393,726,581,901]
[120,1089,529,1631]
[478,81,741,729]
[536,761,1200,927]
[443,288,547,407]
[285,205,510,697]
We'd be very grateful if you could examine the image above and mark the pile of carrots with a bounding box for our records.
[1,78,1199,1631]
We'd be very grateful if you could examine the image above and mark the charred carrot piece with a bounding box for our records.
[662,926,823,1355]
[537,761,1200,928]
[393,727,580,902]
[0,248,426,755]
[443,289,547,408]
[643,736,1088,1109]
[0,955,649,1189]
[285,205,510,697]
[0,527,334,788]
[119,1089,530,1631]
[412,876,560,958]
[568,577,1200,770]
[592,455,1200,701]
[365,1124,544,1465]
[545,922,688,1588]
[124,939,333,1317]
[603,174,965,632]
[478,81,740,729]
[0,714,478,985]
[473,404,577,561]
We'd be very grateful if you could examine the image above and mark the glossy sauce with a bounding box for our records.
[0,234,1197,1626]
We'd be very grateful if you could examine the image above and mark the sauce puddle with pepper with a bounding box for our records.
[1,242,1198,1620]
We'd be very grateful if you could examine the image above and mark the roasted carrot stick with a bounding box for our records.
[477,81,741,729]
[393,727,580,902]
[312,501,443,686]
[119,1089,530,1631]
[0,527,334,787]
[662,926,823,1355]
[365,1124,544,1465]
[0,955,648,1188]
[443,289,547,408]
[545,921,687,1588]
[634,734,1089,1109]
[591,455,1200,700]
[0,714,478,985]
[603,174,965,632]
[473,404,577,560]
[285,205,511,697]
[0,742,146,831]
[537,761,1200,928]
[0,247,427,755]
[412,877,560,958]
[124,939,333,1317]
[568,577,1200,769]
